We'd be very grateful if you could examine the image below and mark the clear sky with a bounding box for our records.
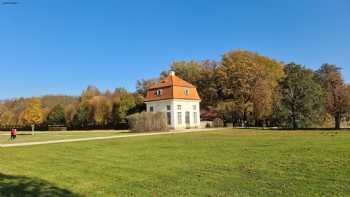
[1,0,349,99]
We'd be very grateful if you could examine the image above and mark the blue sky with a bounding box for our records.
[0,0,349,99]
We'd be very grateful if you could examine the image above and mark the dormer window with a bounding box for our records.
[155,89,162,96]
[184,89,189,96]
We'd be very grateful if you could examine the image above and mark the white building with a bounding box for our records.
[144,71,201,129]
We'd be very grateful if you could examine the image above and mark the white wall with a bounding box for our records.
[145,100,175,128]
[145,99,200,129]
[172,99,200,129]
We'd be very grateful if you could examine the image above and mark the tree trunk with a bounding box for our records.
[232,112,235,127]
[254,117,259,127]
[291,103,297,130]
[292,113,297,130]
[243,111,247,128]
[335,113,341,130]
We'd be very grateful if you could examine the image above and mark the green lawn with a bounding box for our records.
[1,129,350,196]
[0,130,128,144]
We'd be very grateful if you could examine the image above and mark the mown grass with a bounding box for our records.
[0,130,128,144]
[1,129,350,196]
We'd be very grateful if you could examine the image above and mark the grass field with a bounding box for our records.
[1,129,350,196]
[0,130,128,144]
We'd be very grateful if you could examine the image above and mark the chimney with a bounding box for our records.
[169,71,175,76]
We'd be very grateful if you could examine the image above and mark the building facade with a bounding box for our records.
[144,71,201,129]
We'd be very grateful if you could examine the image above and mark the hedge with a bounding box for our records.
[127,112,168,132]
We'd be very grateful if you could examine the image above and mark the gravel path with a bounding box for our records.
[0,128,229,148]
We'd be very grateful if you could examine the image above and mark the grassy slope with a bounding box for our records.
[1,129,350,196]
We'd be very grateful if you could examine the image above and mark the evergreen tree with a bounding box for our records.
[46,104,66,125]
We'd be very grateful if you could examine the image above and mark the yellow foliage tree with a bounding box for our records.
[217,50,284,126]
[0,111,15,125]
[89,96,112,125]
[21,98,44,126]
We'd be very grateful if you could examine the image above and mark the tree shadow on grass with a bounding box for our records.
[0,173,81,197]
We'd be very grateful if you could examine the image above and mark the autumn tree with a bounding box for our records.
[80,86,101,102]
[66,87,99,128]
[252,54,284,125]
[72,103,92,128]
[136,79,158,96]
[41,95,77,110]
[64,102,79,127]
[275,63,325,129]
[315,64,350,129]
[20,98,44,126]
[169,61,202,83]
[216,50,283,126]
[89,96,112,125]
[193,61,219,107]
[215,101,239,125]
[251,79,272,125]
[111,88,136,126]
[0,111,15,125]
[166,60,219,107]
[128,93,146,114]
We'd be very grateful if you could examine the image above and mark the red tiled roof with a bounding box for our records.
[145,73,201,102]
[148,74,196,89]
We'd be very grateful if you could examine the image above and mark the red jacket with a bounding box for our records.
[11,129,16,136]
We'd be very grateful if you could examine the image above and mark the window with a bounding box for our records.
[184,89,189,96]
[185,111,190,125]
[167,112,171,125]
[194,112,197,124]
[193,105,197,110]
[178,112,182,124]
[166,105,171,111]
[149,106,154,112]
[177,105,182,110]
[155,89,162,96]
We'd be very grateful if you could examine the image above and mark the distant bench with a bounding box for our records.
[48,125,67,131]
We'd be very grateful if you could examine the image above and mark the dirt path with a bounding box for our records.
[0,128,229,148]
[0,130,128,135]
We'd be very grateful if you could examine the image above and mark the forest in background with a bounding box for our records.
[1,50,349,130]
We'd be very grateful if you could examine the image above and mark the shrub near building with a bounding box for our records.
[127,112,168,132]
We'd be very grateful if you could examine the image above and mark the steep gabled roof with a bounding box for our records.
[148,74,196,89]
[144,72,200,102]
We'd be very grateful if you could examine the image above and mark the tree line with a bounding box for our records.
[1,49,349,130]
[0,87,144,130]
[138,50,350,129]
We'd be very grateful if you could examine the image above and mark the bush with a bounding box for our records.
[127,112,168,132]
[46,104,66,125]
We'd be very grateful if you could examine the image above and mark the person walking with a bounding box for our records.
[10,128,17,141]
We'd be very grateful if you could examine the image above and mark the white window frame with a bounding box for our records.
[193,112,197,124]
[177,105,182,110]
[184,89,189,96]
[156,89,162,96]
[178,112,182,125]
